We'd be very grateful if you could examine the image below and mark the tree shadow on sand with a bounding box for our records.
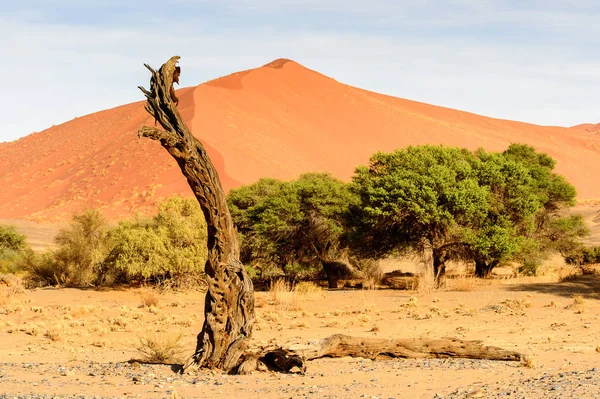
[505,274,600,300]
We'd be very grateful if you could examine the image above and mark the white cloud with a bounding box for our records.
[1,2,599,142]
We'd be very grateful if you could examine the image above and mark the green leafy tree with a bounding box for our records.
[350,146,488,281]
[228,173,359,287]
[351,144,587,280]
[470,145,586,276]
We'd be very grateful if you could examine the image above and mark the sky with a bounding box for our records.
[1,0,599,142]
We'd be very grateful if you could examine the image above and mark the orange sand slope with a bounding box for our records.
[1,59,599,221]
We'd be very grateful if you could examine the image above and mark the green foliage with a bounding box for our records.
[228,173,358,283]
[35,208,110,286]
[351,145,489,278]
[0,249,23,274]
[0,225,28,252]
[20,250,62,287]
[350,144,585,279]
[0,224,30,275]
[564,246,600,265]
[104,196,207,283]
[23,197,208,287]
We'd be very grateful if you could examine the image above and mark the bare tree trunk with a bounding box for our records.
[138,56,254,372]
[237,334,523,374]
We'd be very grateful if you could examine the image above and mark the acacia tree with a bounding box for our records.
[350,146,489,281]
[138,56,254,372]
[350,144,586,280]
[228,173,359,288]
[469,145,586,276]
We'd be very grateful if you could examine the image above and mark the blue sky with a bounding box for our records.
[1,1,599,142]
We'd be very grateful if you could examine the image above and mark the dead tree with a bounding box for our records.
[138,56,524,374]
[138,56,254,372]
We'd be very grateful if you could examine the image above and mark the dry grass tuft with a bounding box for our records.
[269,279,289,304]
[482,299,531,316]
[140,290,160,308]
[448,275,476,292]
[45,325,64,341]
[136,332,186,364]
[268,279,303,311]
[556,266,581,282]
[289,320,310,329]
[294,281,323,298]
[254,294,267,308]
[521,355,537,369]
[322,319,340,328]
[566,294,586,313]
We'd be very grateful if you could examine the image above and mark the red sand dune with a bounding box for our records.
[1,59,599,222]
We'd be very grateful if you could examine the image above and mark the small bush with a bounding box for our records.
[294,281,323,297]
[21,250,64,287]
[518,257,543,276]
[564,246,600,266]
[45,326,64,341]
[140,290,160,308]
[29,208,110,287]
[0,249,25,275]
[136,332,186,363]
[449,275,476,292]
[0,225,28,252]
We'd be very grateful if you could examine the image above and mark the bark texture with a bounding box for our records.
[238,334,522,374]
[307,334,522,361]
[138,56,254,372]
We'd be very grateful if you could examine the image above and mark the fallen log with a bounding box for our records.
[236,334,522,374]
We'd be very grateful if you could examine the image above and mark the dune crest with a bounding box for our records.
[1,59,599,221]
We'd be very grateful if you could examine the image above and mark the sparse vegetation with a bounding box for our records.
[22,196,207,288]
[564,246,600,266]
[136,332,186,364]
[104,196,208,284]
[139,290,160,308]
[0,224,30,275]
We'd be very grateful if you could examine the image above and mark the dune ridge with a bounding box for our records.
[1,60,598,221]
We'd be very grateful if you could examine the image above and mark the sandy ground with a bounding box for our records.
[1,272,599,398]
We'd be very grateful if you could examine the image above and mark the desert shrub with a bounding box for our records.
[137,332,186,363]
[47,208,110,286]
[21,250,64,287]
[517,256,544,276]
[0,249,24,275]
[0,225,28,252]
[103,196,207,284]
[564,246,600,266]
[0,225,29,275]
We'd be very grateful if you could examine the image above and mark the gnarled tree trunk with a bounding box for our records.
[138,56,254,372]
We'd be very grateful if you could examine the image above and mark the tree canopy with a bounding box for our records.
[228,173,359,287]
[350,144,586,280]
